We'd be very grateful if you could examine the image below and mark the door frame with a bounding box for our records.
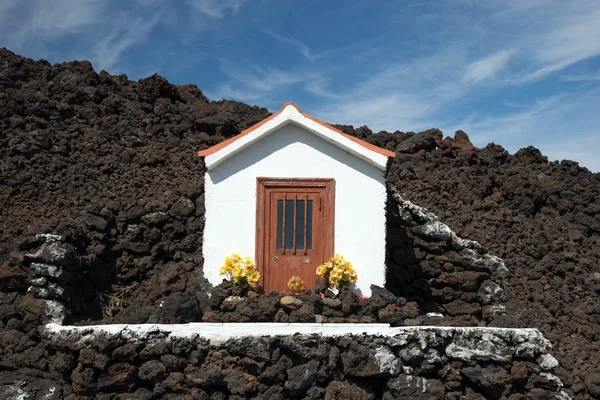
[255,177,335,290]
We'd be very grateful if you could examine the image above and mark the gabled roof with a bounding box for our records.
[198,102,396,171]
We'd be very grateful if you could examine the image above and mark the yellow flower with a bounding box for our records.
[315,254,357,289]
[219,253,260,287]
[287,276,306,295]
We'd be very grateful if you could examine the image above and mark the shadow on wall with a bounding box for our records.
[384,191,435,312]
[6,234,119,328]
[67,248,119,324]
[383,185,509,324]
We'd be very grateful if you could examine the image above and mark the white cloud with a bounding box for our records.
[0,0,248,73]
[304,79,344,100]
[222,63,313,92]
[532,7,600,66]
[0,0,168,73]
[187,0,246,18]
[301,1,600,173]
[463,49,515,83]
[212,59,328,105]
[561,72,600,82]
[306,45,469,132]
[316,93,435,132]
[492,1,600,83]
[91,12,162,72]
[447,91,600,172]
[448,95,566,145]
[0,0,105,49]
[261,29,326,61]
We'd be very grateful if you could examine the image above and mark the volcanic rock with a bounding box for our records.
[280,296,303,310]
[284,360,326,397]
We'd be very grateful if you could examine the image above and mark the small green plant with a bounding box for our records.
[316,254,358,290]
[219,253,260,287]
[101,283,138,317]
[287,276,306,295]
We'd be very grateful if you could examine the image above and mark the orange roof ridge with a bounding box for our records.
[197,102,396,159]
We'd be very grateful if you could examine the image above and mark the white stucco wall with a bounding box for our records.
[202,123,387,296]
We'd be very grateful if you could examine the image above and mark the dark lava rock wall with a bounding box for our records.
[1,49,599,398]
[384,134,600,399]
[0,326,567,399]
[0,48,270,325]
[0,47,506,329]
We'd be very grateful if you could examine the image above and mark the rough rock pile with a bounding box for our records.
[1,48,599,398]
[383,135,600,399]
[0,47,269,326]
[8,200,508,329]
[194,281,425,325]
[385,186,509,325]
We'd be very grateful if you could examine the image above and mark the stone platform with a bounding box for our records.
[38,323,571,399]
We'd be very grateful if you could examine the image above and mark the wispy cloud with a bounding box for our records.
[0,0,242,73]
[0,0,170,73]
[450,89,600,171]
[301,1,600,171]
[209,60,324,106]
[561,72,600,82]
[187,0,246,18]
[531,6,600,68]
[91,12,162,72]
[491,1,600,83]
[463,49,515,83]
[0,0,105,49]
[450,95,566,145]
[317,93,435,132]
[304,79,344,100]
[310,45,469,131]
[221,63,314,92]
[261,28,326,61]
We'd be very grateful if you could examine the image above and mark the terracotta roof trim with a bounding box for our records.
[198,102,396,170]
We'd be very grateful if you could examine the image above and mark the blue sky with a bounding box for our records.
[2,0,599,172]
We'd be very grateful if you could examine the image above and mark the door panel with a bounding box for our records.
[266,191,322,293]
[256,178,334,294]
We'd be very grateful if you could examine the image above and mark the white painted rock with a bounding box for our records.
[537,354,559,370]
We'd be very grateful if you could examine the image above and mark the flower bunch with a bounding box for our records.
[316,254,357,289]
[219,253,260,287]
[287,275,306,295]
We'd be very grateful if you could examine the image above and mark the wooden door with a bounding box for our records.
[256,178,334,294]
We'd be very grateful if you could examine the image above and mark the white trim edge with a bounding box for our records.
[204,105,391,171]
[45,322,546,345]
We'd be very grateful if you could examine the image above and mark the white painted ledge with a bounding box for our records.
[45,322,546,345]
